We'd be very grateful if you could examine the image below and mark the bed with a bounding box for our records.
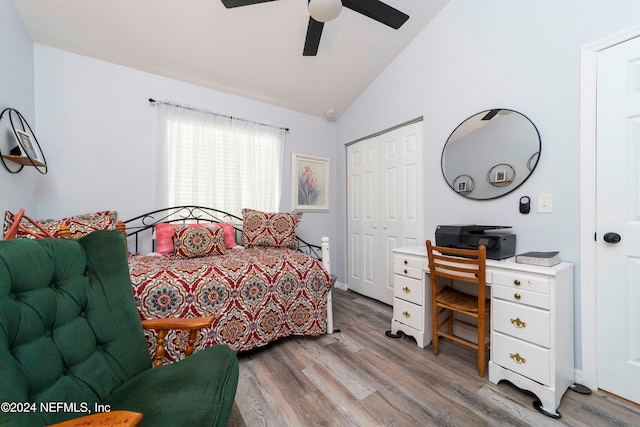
[122,206,334,362]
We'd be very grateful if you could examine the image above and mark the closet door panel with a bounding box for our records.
[347,121,423,304]
[400,122,424,249]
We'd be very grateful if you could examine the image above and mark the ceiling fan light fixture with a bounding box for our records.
[308,0,342,23]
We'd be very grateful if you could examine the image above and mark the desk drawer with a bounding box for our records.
[492,331,550,386]
[393,264,423,280]
[393,254,423,269]
[492,284,550,310]
[492,271,549,294]
[492,299,550,347]
[393,298,423,331]
[393,275,423,305]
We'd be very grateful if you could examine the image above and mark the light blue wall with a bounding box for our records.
[0,0,37,215]
[32,45,338,257]
[336,0,640,370]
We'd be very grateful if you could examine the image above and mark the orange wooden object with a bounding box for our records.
[141,316,215,367]
[3,208,55,240]
[426,240,490,377]
[48,410,143,427]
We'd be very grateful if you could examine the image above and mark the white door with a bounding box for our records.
[398,122,424,249]
[596,35,640,404]
[347,136,381,299]
[347,122,423,305]
[379,129,402,303]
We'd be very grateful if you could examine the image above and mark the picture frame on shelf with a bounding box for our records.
[457,181,468,192]
[292,153,330,212]
[15,130,39,160]
[494,169,507,183]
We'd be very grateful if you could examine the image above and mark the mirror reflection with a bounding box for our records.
[441,109,541,200]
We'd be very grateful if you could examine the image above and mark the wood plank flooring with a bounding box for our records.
[228,289,640,426]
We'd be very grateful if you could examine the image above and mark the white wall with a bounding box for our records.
[0,0,37,215]
[336,0,640,371]
[32,45,338,263]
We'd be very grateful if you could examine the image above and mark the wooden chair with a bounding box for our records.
[426,240,490,376]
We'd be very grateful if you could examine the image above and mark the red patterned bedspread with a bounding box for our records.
[128,247,331,362]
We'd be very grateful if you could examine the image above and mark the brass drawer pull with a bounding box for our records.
[514,279,521,286]
[514,293,521,300]
[402,286,410,294]
[510,352,526,364]
[402,311,411,318]
[510,317,527,328]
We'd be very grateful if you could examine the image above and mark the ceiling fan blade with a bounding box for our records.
[303,17,324,56]
[342,0,409,29]
[221,0,278,8]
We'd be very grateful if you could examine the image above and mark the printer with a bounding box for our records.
[434,225,516,260]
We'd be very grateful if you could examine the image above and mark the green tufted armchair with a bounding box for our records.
[0,230,239,427]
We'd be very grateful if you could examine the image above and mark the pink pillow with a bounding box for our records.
[155,222,236,254]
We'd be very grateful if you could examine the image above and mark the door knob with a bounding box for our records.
[603,232,621,244]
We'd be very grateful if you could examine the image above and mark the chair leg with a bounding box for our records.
[432,303,439,355]
[447,310,453,336]
[477,315,486,377]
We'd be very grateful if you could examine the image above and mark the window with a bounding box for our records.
[155,102,285,216]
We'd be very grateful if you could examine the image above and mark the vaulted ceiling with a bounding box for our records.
[13,0,449,119]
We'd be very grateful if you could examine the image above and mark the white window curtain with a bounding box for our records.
[154,102,286,216]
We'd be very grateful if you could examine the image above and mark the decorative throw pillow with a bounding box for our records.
[3,210,117,239]
[241,209,302,249]
[155,222,237,254]
[173,226,226,259]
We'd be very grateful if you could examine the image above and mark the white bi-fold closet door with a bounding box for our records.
[347,120,424,305]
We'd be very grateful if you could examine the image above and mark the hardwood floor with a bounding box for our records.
[228,289,640,426]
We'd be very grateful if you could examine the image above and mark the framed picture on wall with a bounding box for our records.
[292,153,330,212]
[15,130,39,160]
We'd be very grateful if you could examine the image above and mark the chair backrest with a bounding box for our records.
[426,240,487,298]
[0,230,151,426]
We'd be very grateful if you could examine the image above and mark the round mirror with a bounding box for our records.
[441,109,540,200]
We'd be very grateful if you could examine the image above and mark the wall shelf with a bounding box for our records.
[0,108,47,174]
[2,154,46,167]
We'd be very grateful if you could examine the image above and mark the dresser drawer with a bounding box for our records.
[393,254,423,269]
[393,264,423,280]
[492,284,550,310]
[393,274,423,305]
[393,298,423,331]
[492,331,551,386]
[492,299,550,347]
[492,271,550,294]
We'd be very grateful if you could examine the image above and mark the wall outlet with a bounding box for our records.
[538,194,553,213]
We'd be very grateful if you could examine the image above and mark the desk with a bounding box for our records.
[391,245,574,417]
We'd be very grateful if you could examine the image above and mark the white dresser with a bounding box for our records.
[390,249,431,348]
[391,245,574,416]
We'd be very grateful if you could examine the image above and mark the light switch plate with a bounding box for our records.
[538,194,553,213]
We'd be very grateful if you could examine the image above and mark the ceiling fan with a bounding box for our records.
[220,0,410,56]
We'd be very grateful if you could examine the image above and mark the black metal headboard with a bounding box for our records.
[123,205,322,259]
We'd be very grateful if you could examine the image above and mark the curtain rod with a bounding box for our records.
[148,98,289,132]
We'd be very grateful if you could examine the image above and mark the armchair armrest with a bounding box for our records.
[141,316,215,366]
[48,410,143,426]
